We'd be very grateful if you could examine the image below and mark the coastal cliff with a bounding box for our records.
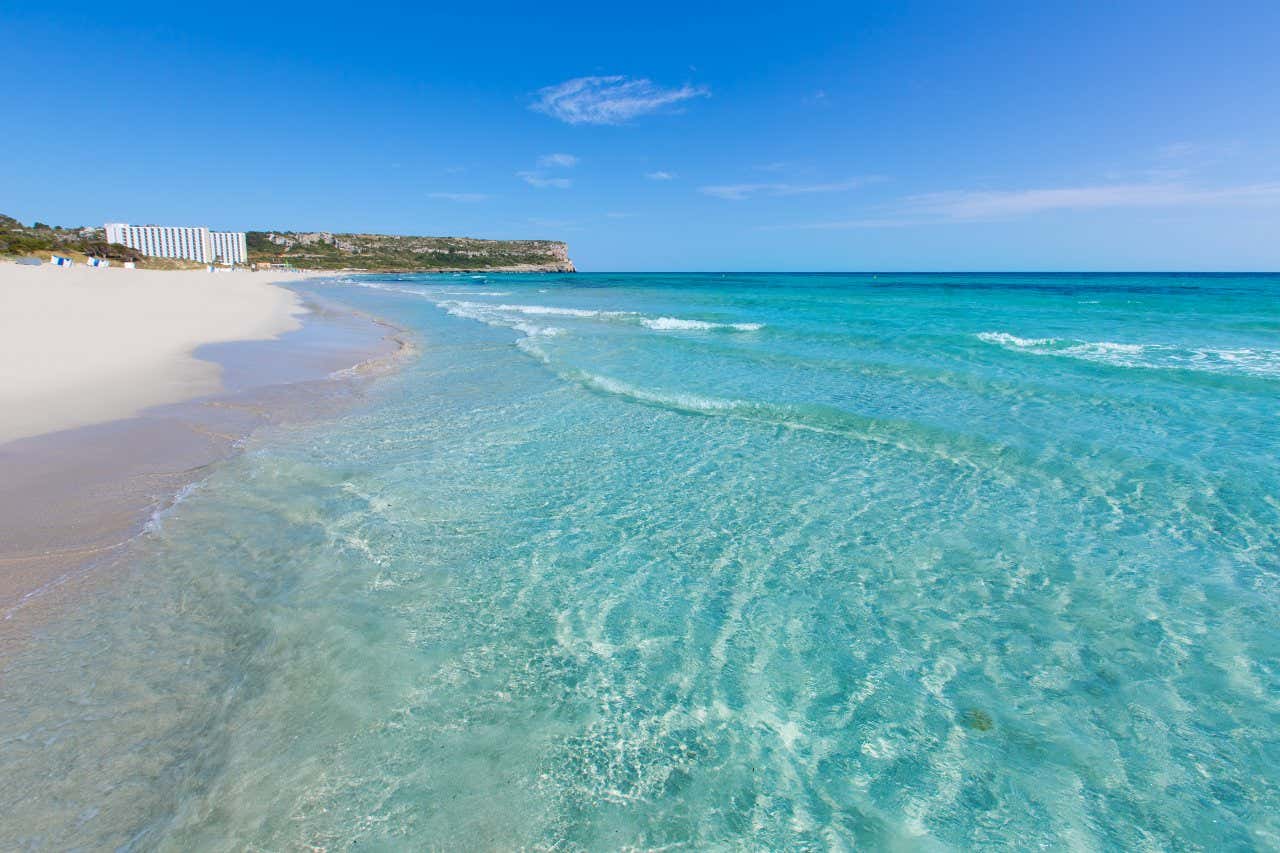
[247,231,575,273]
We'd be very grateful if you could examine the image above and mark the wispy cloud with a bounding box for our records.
[532,76,709,125]
[528,217,578,230]
[606,212,632,219]
[767,181,1280,229]
[699,178,870,201]
[428,192,491,202]
[538,152,579,168]
[645,170,675,181]
[898,182,1280,220]
[518,153,577,189]
[517,171,571,189]
[1157,142,1201,160]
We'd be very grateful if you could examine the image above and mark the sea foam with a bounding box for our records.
[976,331,1058,348]
[435,299,764,339]
[978,331,1280,377]
[642,317,764,332]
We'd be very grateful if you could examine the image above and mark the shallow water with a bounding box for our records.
[2,272,1278,849]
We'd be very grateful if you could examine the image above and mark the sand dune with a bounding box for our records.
[0,263,306,445]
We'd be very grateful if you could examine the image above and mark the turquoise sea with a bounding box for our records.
[3,272,1279,849]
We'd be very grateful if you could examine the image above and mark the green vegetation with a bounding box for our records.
[246,231,574,272]
[2,215,573,272]
[0,215,146,264]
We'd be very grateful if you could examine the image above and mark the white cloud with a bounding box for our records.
[760,217,935,231]
[538,153,578,168]
[528,217,577,229]
[645,170,675,181]
[428,192,491,202]
[767,181,1280,229]
[518,171,571,189]
[898,182,1280,220]
[532,75,709,125]
[699,178,869,200]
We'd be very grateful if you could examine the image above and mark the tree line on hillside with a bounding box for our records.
[245,230,572,271]
[0,215,144,262]
[2,215,572,271]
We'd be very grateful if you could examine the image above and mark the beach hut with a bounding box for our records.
[87,257,110,268]
[51,255,74,267]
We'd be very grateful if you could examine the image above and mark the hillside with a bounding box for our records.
[0,216,147,264]
[247,231,575,272]
[1,215,574,273]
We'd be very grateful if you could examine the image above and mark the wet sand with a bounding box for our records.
[0,293,413,647]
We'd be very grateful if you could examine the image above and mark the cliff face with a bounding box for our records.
[247,231,574,272]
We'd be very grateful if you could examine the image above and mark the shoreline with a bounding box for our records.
[0,279,414,645]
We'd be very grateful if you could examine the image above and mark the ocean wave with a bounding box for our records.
[436,301,584,341]
[338,279,411,294]
[977,331,1280,378]
[439,300,630,319]
[336,279,516,299]
[573,371,745,414]
[437,299,764,338]
[642,317,764,332]
[513,322,564,338]
[976,331,1058,348]
[556,368,998,471]
[492,303,631,318]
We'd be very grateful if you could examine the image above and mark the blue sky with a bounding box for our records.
[3,0,1279,270]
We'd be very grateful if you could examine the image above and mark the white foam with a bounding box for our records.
[976,331,1058,348]
[427,296,771,346]
[978,331,1280,378]
[642,317,717,331]
[513,322,564,338]
[433,300,583,345]
[491,303,623,318]
[641,317,764,332]
[1066,341,1144,356]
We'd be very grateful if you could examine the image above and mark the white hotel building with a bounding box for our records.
[104,223,248,265]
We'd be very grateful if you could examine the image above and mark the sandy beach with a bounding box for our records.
[0,264,307,445]
[0,263,408,635]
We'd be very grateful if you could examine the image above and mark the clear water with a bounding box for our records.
[3,272,1279,849]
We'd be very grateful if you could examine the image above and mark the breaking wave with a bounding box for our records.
[977,331,1280,378]
[642,317,764,332]
[976,331,1058,348]
[436,300,763,337]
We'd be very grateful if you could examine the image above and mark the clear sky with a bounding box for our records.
[3,0,1279,270]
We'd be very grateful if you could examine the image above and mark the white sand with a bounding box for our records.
[0,263,307,445]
